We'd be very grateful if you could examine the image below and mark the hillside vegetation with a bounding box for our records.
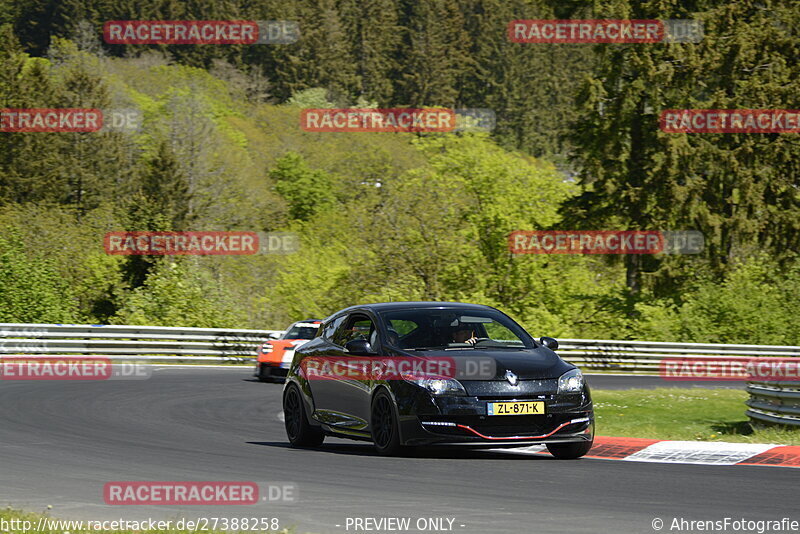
[1,0,799,343]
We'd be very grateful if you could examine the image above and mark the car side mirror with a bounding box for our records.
[268,332,281,340]
[539,336,559,350]
[345,338,375,355]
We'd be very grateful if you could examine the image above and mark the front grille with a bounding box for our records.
[470,425,549,437]
[462,379,558,396]
[471,416,551,436]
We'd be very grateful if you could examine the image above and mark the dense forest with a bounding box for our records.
[1,0,799,343]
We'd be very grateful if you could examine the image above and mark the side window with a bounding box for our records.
[331,315,356,346]
[323,315,346,341]
[332,314,374,347]
[351,318,373,341]
[369,327,379,348]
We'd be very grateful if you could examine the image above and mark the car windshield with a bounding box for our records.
[380,308,534,350]
[283,325,319,340]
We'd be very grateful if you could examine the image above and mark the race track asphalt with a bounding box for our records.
[0,368,793,534]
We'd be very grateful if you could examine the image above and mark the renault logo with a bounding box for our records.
[505,370,519,386]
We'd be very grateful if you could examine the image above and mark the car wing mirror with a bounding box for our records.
[539,336,559,350]
[345,338,375,356]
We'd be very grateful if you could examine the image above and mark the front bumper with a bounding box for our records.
[399,411,594,447]
[394,379,594,446]
[254,362,289,379]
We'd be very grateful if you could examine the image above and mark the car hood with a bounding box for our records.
[399,347,573,381]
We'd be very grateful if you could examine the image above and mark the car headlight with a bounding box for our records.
[404,376,466,395]
[260,343,273,354]
[558,369,583,393]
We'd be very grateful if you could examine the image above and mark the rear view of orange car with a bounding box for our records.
[254,320,321,382]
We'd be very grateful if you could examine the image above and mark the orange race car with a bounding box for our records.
[254,320,322,382]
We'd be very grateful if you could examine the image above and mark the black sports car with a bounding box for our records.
[282,302,594,458]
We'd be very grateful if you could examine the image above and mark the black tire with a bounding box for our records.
[370,390,403,456]
[546,440,593,459]
[283,384,324,447]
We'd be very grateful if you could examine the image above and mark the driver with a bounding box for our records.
[451,326,478,345]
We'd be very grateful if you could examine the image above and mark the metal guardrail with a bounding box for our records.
[746,381,800,427]
[1,324,798,426]
[556,338,800,372]
[0,323,283,363]
[556,338,800,427]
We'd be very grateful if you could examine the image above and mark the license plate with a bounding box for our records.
[487,401,545,416]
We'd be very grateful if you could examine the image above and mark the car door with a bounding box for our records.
[302,314,346,426]
[307,312,376,432]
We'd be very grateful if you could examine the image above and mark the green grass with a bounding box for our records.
[593,388,800,445]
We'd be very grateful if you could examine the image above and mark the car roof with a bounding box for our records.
[334,301,498,314]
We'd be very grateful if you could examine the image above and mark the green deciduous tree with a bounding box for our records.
[0,232,79,322]
[270,152,335,221]
[635,255,800,345]
[112,258,246,328]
